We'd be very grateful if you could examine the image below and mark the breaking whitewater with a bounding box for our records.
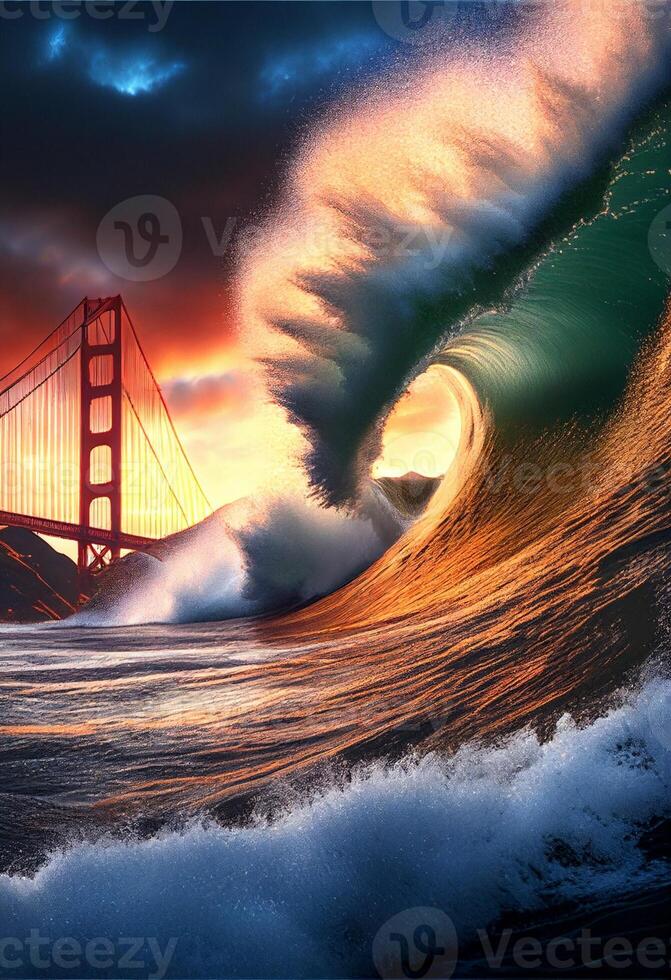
[2,2,671,977]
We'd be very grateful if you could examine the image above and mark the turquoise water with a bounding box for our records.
[444,99,671,431]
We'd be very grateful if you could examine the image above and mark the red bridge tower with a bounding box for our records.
[78,296,123,589]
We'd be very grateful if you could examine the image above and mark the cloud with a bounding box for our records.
[47,23,67,62]
[42,23,185,97]
[0,218,110,290]
[162,371,255,421]
[88,49,185,96]
[260,33,388,99]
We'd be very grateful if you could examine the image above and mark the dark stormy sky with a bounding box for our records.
[0,1,515,504]
[0,1,404,368]
[0,0,413,500]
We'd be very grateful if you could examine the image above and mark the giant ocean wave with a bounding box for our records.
[239,0,671,502]
[71,0,671,628]
[3,5,671,977]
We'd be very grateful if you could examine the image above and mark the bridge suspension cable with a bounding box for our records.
[0,296,212,581]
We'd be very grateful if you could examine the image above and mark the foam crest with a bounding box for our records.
[238,0,671,503]
[69,518,249,627]
[71,492,395,625]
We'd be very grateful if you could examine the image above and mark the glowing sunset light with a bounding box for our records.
[373,366,462,479]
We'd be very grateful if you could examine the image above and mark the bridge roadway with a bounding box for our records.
[0,510,155,553]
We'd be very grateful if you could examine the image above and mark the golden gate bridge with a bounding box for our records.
[0,296,211,591]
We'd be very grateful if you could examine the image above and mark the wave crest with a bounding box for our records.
[238,0,670,504]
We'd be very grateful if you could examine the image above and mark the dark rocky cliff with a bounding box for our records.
[0,527,78,622]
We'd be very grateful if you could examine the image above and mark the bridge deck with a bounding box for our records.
[0,295,211,578]
[0,511,156,553]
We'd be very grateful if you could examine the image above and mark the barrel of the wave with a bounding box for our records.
[237,0,671,506]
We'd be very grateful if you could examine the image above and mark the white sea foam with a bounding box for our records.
[70,491,394,626]
[2,677,669,977]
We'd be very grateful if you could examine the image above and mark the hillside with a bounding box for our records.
[0,527,78,622]
[374,471,441,517]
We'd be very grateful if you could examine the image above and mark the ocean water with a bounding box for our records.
[3,2,671,977]
[1,620,669,977]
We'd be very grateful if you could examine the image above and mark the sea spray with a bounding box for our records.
[239,0,671,503]
[1,676,669,978]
